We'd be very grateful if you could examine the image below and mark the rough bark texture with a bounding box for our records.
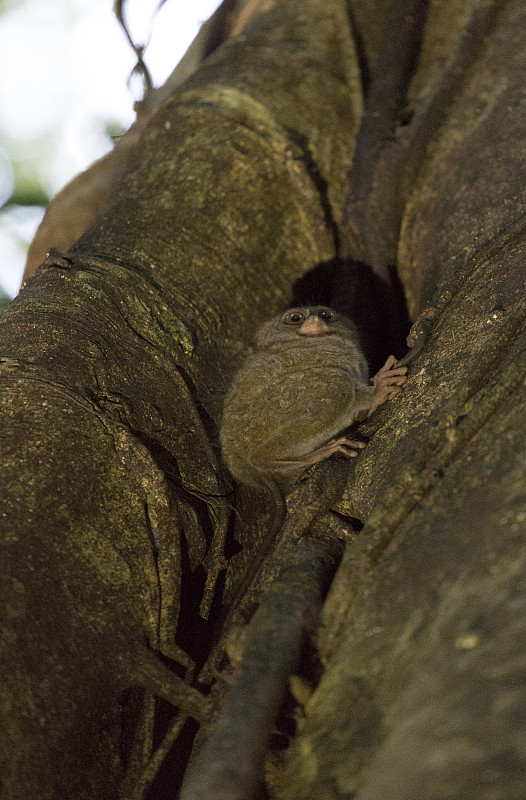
[282,1,526,798]
[2,0,526,798]
[1,0,361,797]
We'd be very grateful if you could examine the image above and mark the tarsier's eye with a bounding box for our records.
[284,311,305,325]
[318,310,334,321]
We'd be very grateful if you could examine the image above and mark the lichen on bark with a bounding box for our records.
[0,0,363,796]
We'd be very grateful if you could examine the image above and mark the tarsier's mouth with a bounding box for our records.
[297,329,332,337]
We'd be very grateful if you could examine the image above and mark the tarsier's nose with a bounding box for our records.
[298,316,329,336]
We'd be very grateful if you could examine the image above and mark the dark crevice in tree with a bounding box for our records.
[331,259,410,372]
[181,531,344,800]
[285,0,426,374]
[289,259,336,308]
[175,534,211,664]
[120,686,148,768]
[174,365,222,455]
[132,430,219,545]
[344,0,431,231]
[330,509,364,533]
[283,128,341,257]
[147,713,199,800]
[340,0,512,292]
[291,258,410,374]
[344,4,371,96]
[323,0,431,374]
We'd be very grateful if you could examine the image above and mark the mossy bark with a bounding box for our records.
[2,0,526,797]
[0,0,361,797]
[283,1,526,798]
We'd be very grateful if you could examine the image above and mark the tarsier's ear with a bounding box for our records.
[255,321,272,348]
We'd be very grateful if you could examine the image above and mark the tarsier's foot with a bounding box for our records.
[370,355,408,413]
[315,436,366,460]
[286,436,366,470]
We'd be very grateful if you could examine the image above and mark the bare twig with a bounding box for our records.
[181,529,344,800]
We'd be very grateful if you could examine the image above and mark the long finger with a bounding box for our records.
[382,354,398,370]
[382,375,407,386]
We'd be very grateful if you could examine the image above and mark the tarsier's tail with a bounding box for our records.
[227,477,286,614]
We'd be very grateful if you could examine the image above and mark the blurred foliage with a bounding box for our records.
[0,291,11,310]
[7,188,49,207]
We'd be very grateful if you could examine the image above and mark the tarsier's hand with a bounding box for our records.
[369,355,408,413]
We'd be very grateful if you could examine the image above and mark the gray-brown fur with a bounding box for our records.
[223,308,364,483]
[220,306,407,606]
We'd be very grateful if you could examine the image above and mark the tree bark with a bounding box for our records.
[2,0,526,798]
[0,0,360,797]
[282,1,526,798]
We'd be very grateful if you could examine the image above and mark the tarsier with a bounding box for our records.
[220,306,407,605]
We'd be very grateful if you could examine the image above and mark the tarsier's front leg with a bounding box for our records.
[368,355,408,415]
[265,357,407,474]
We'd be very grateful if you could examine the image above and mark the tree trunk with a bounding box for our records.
[283,1,526,798]
[1,0,525,798]
[1,0,359,797]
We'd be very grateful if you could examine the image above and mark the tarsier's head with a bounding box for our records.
[256,306,359,348]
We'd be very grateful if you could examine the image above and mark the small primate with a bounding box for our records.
[220,306,407,608]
